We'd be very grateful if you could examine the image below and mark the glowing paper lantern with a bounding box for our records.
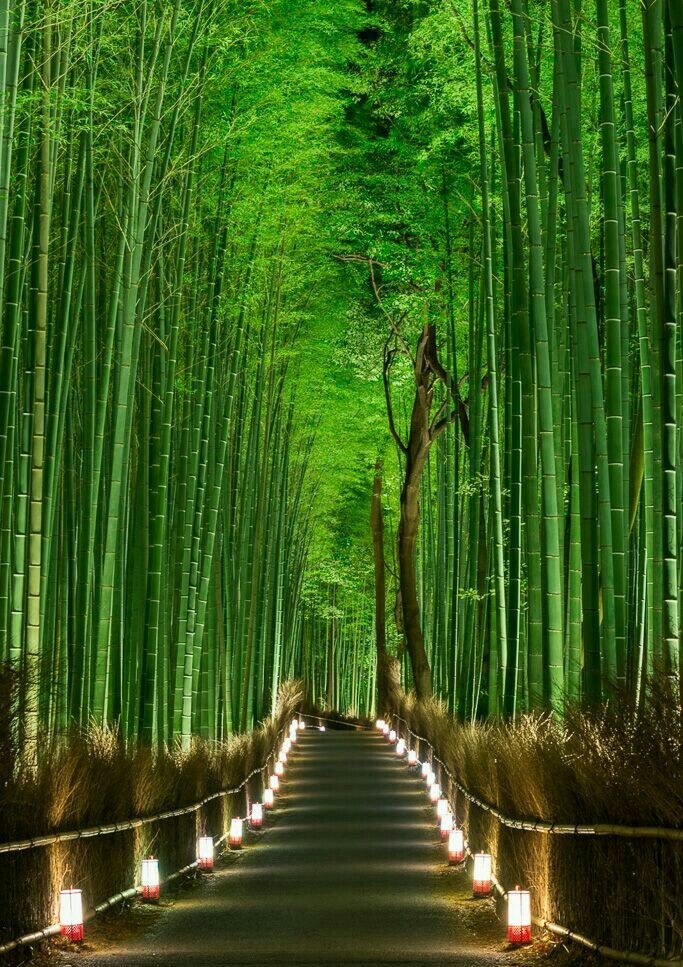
[264,788,275,808]
[59,889,84,942]
[421,761,430,779]
[141,857,160,900]
[425,769,435,787]
[472,852,492,896]
[298,718,306,729]
[319,725,326,732]
[289,727,297,744]
[198,836,214,871]
[229,818,243,849]
[388,729,397,743]
[275,760,284,776]
[395,738,406,756]
[283,737,292,753]
[382,723,389,736]
[440,811,453,840]
[250,802,263,829]
[269,773,280,791]
[375,719,385,731]
[436,798,449,819]
[279,748,288,763]
[291,718,299,730]
[508,888,532,944]
[429,783,441,804]
[448,828,464,864]
[408,749,417,766]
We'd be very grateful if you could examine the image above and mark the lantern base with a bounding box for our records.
[198,859,214,871]
[473,880,491,897]
[440,830,450,841]
[449,852,464,865]
[229,839,242,850]
[250,820,263,830]
[142,886,160,901]
[61,924,83,943]
[508,926,532,945]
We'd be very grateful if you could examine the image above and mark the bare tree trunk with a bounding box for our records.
[398,454,433,699]
[371,459,400,711]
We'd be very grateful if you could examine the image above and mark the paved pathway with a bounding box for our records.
[79,729,514,966]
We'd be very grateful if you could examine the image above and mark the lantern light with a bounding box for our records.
[408,749,417,766]
[59,889,84,942]
[141,856,160,900]
[421,761,430,779]
[251,802,263,829]
[440,811,453,840]
[425,769,435,787]
[283,737,292,754]
[429,783,441,804]
[375,718,385,731]
[318,725,326,732]
[279,748,288,763]
[289,727,297,744]
[275,760,284,776]
[436,797,449,819]
[508,887,532,944]
[382,723,389,736]
[198,836,214,871]
[396,738,406,756]
[298,718,306,729]
[291,718,299,730]
[448,828,464,864]
[473,852,492,896]
[229,818,243,849]
[264,788,275,808]
[269,773,280,791]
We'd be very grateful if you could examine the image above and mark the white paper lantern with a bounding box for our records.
[59,889,84,942]
[251,802,263,829]
[472,852,492,896]
[448,828,464,864]
[264,788,275,808]
[507,887,532,943]
[229,817,243,849]
[198,836,214,870]
[141,857,160,900]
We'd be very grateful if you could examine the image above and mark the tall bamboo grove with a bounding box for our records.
[0,0,342,752]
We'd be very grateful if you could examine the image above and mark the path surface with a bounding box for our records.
[79,729,515,966]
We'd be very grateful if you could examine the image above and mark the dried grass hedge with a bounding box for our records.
[394,683,683,961]
[0,676,303,955]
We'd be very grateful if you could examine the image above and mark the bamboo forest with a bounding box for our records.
[0,0,682,965]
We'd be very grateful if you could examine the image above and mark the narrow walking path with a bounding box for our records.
[79,729,518,966]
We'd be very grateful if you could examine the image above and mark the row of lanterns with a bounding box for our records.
[376,718,532,946]
[60,716,306,943]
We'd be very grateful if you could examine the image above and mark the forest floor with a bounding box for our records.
[48,730,594,967]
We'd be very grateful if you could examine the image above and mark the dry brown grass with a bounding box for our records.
[0,678,303,957]
[395,682,683,961]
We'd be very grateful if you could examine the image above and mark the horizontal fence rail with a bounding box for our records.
[392,714,683,841]
[0,719,300,857]
[391,712,683,967]
[0,714,310,958]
